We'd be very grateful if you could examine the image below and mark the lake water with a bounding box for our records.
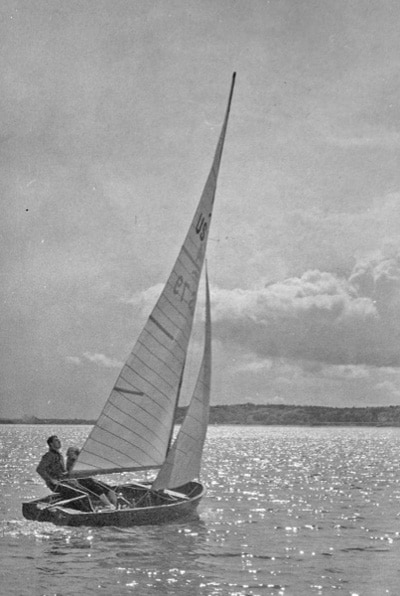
[1,424,400,596]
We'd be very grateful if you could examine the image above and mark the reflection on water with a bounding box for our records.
[1,425,400,595]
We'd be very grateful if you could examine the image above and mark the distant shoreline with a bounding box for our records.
[3,403,400,427]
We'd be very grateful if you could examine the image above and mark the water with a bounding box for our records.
[1,424,400,596]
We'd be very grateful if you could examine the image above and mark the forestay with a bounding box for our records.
[71,74,235,477]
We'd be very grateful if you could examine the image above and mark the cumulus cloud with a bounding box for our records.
[212,247,400,368]
[124,283,164,313]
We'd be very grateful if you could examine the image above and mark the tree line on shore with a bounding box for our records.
[3,403,400,426]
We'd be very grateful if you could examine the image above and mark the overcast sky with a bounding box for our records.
[2,0,400,418]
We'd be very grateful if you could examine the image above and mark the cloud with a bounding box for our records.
[83,352,123,369]
[124,283,164,313]
[320,364,370,380]
[212,247,400,368]
[375,380,400,399]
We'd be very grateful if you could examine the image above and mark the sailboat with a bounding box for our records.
[22,73,235,527]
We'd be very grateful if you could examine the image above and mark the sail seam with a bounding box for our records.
[77,445,142,469]
[122,364,178,404]
[102,405,170,447]
[174,253,202,282]
[141,325,186,359]
[123,347,182,388]
[108,392,171,430]
[153,296,191,343]
[134,340,183,378]
[88,421,164,462]
[181,245,202,272]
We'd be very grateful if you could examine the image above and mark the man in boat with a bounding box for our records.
[36,435,80,500]
[37,436,117,509]
[66,446,118,509]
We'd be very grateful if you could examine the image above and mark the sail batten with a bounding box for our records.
[115,388,144,396]
[70,73,235,479]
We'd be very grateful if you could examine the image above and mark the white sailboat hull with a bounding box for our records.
[22,481,205,527]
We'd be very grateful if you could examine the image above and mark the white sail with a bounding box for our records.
[71,74,235,477]
[152,269,212,490]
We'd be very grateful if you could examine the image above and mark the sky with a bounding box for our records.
[2,0,400,419]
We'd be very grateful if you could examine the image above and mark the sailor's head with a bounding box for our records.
[47,435,61,450]
[66,446,80,463]
[66,446,80,471]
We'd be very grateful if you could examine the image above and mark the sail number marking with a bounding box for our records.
[172,211,211,312]
[173,275,197,313]
[173,275,191,301]
[195,213,211,241]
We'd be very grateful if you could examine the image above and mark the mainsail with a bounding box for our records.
[152,269,212,490]
[71,73,235,477]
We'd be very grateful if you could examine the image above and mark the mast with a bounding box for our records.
[70,74,236,478]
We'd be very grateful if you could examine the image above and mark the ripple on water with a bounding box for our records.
[2,425,400,595]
